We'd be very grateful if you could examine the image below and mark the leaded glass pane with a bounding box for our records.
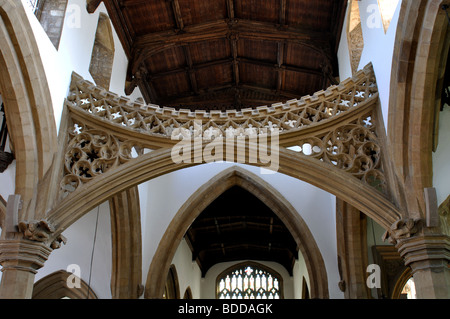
[218,264,282,299]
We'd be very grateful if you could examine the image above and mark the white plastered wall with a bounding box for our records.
[34,201,113,299]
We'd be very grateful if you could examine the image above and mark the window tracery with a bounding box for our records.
[217,263,282,299]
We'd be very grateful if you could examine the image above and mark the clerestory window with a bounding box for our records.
[24,0,69,49]
[216,262,283,299]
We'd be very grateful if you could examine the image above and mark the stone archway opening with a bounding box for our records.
[145,166,329,299]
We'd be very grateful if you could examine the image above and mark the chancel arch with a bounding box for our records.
[46,137,401,239]
[145,166,329,299]
[0,0,57,221]
[389,0,450,220]
[42,62,405,244]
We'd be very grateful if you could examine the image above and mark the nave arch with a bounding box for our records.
[0,0,57,221]
[46,140,401,240]
[389,0,450,219]
[145,166,329,299]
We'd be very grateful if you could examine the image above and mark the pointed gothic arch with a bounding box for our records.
[0,0,57,220]
[32,270,97,299]
[145,166,329,299]
[108,186,142,299]
[389,0,450,219]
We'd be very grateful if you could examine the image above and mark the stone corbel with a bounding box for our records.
[382,218,423,245]
[18,219,67,250]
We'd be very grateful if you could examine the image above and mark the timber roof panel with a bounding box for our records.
[101,0,347,110]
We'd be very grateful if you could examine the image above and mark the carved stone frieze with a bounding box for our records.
[66,63,378,140]
[18,219,67,249]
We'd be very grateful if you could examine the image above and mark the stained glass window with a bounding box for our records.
[217,263,282,299]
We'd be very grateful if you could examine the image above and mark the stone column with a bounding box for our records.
[0,220,66,299]
[0,239,52,299]
[396,235,450,299]
[383,218,450,299]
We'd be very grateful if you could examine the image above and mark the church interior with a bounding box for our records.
[0,0,449,299]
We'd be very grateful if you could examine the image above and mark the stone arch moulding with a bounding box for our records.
[32,270,98,299]
[144,166,329,299]
[0,0,57,220]
[389,0,450,219]
[108,186,142,299]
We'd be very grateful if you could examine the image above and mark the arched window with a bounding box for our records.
[25,0,69,49]
[216,262,283,299]
[400,277,417,299]
[89,13,115,90]
[183,286,193,299]
[163,264,180,299]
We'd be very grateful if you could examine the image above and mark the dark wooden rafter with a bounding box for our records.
[276,41,285,93]
[144,55,322,82]
[126,18,332,81]
[169,0,184,31]
[279,0,286,26]
[184,186,299,275]
[156,83,299,108]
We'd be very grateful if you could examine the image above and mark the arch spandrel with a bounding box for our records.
[44,62,403,241]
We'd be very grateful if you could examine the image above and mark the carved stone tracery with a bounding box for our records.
[61,63,388,198]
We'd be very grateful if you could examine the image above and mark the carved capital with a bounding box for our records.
[0,239,53,274]
[18,220,67,250]
[395,235,450,275]
[382,218,423,245]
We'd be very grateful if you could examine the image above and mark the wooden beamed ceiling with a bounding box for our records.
[184,186,299,276]
[93,0,347,110]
